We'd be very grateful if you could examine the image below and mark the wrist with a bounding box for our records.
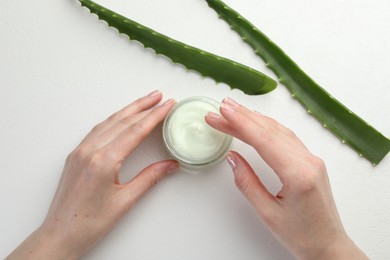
[304,235,368,260]
[6,225,78,260]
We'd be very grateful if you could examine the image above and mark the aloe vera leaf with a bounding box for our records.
[78,0,276,95]
[206,0,390,165]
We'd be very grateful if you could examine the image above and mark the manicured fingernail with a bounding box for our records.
[221,103,236,113]
[223,97,240,107]
[163,99,175,106]
[148,90,161,97]
[226,152,237,169]
[167,162,180,174]
[206,111,221,120]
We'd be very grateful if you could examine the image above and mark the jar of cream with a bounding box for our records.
[163,97,233,170]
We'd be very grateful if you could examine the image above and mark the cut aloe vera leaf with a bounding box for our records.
[78,0,277,95]
[206,0,390,165]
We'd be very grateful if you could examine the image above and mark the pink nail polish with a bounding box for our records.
[163,99,175,105]
[223,97,240,107]
[206,112,221,120]
[221,103,236,113]
[226,152,237,169]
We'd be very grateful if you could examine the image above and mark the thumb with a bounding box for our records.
[226,151,276,217]
[123,160,179,205]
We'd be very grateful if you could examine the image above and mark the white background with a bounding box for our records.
[1,0,389,259]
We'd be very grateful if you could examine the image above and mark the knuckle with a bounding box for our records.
[258,123,282,143]
[90,122,103,133]
[148,174,159,188]
[298,174,318,194]
[265,117,296,139]
[118,115,137,127]
[107,112,121,123]
[140,170,161,190]
[128,122,146,135]
[69,146,121,175]
[133,97,144,107]
[129,98,145,113]
[71,145,90,161]
[266,116,279,128]
[255,130,276,149]
[85,150,107,172]
[65,152,74,164]
[310,156,326,172]
[263,116,280,131]
[284,127,297,138]
[234,173,252,194]
[295,156,326,195]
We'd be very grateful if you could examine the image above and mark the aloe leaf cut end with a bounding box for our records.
[78,0,277,95]
[206,0,390,165]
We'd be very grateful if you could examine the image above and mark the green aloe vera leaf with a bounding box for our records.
[78,0,276,95]
[206,0,390,165]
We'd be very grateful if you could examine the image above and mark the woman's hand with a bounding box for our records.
[206,98,368,260]
[7,90,179,260]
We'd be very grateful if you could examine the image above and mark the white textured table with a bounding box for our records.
[1,0,389,259]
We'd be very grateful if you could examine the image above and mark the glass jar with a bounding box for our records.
[163,96,233,170]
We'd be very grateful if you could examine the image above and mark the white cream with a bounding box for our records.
[163,97,232,170]
[168,101,224,160]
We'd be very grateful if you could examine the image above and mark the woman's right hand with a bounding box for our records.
[6,91,179,260]
[206,98,368,260]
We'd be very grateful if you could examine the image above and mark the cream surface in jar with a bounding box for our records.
[163,97,232,170]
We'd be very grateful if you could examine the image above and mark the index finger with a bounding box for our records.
[81,90,163,144]
[206,98,311,177]
[103,99,176,163]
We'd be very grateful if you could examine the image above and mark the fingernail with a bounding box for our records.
[226,152,237,169]
[167,162,180,174]
[223,97,240,107]
[221,103,236,113]
[148,90,161,97]
[206,111,221,120]
[163,99,175,106]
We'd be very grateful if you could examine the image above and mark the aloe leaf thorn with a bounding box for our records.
[206,0,390,165]
[77,0,277,95]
